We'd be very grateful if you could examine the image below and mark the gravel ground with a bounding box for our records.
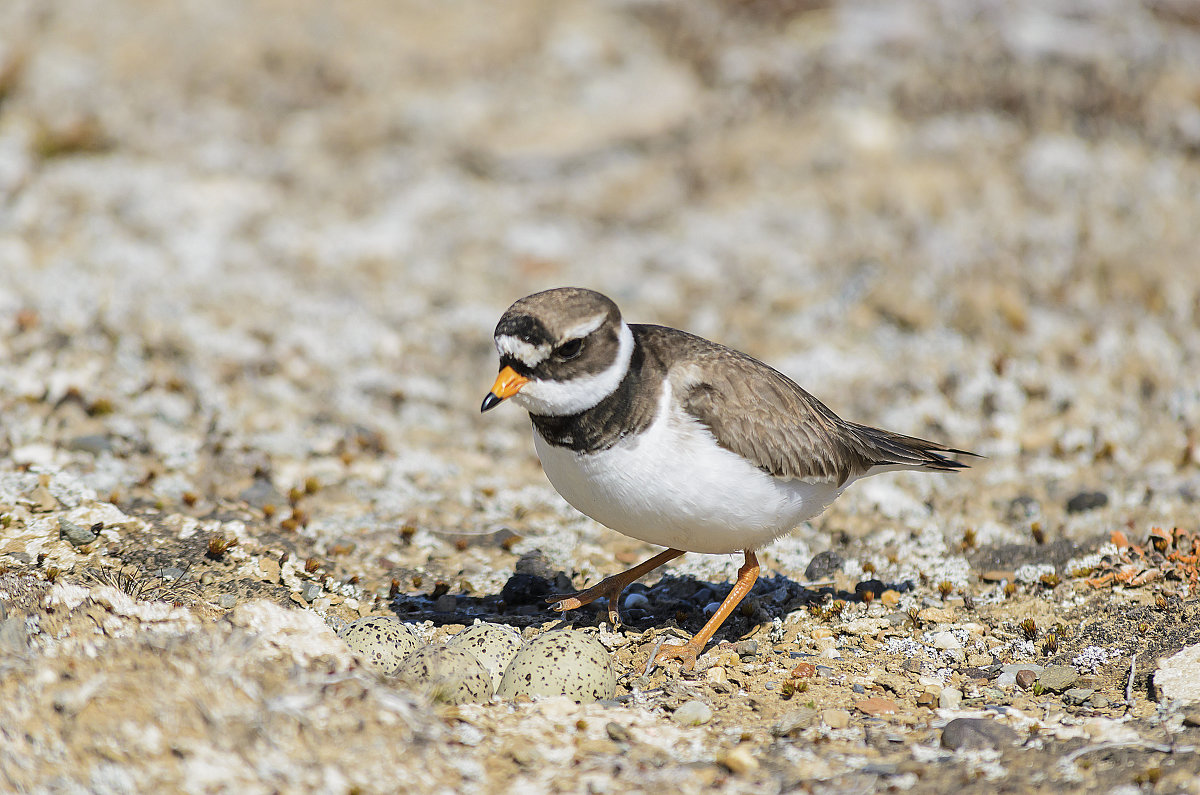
[3,1,1200,793]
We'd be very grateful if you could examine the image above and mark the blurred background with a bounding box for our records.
[4,2,1200,791]
[2,0,1199,582]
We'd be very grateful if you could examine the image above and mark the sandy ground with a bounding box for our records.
[2,0,1200,792]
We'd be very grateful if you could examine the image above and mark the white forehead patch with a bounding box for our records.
[495,335,547,368]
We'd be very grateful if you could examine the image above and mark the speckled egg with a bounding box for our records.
[446,623,525,690]
[393,645,494,705]
[337,616,420,676]
[495,630,616,703]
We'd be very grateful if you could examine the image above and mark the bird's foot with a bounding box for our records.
[546,548,687,628]
[547,578,624,626]
[653,640,702,671]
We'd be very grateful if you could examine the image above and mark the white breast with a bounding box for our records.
[532,383,847,554]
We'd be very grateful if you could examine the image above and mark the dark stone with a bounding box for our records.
[1015,669,1038,690]
[513,549,558,579]
[854,579,885,598]
[960,666,995,681]
[500,573,553,606]
[940,718,1020,750]
[511,550,573,593]
[1066,491,1108,513]
[59,519,99,547]
[805,550,844,581]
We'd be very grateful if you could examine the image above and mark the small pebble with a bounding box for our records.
[772,708,817,736]
[1037,665,1080,693]
[982,687,1008,703]
[734,640,758,658]
[821,708,850,729]
[606,722,632,742]
[706,666,727,684]
[623,592,649,611]
[434,593,457,613]
[941,718,1020,750]
[0,618,28,653]
[805,550,844,581]
[1091,696,1110,709]
[1066,491,1108,513]
[66,434,113,455]
[302,583,322,602]
[1015,669,1038,690]
[716,745,758,775]
[59,519,99,547]
[996,663,1043,689]
[918,607,955,623]
[856,697,898,716]
[939,688,964,709]
[217,594,237,609]
[1063,687,1095,705]
[672,699,713,726]
[933,631,962,651]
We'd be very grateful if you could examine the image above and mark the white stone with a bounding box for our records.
[939,688,963,709]
[1154,643,1200,705]
[933,631,962,651]
[672,700,713,726]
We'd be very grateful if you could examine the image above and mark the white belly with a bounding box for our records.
[531,386,846,554]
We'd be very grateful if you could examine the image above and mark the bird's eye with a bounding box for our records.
[555,338,584,361]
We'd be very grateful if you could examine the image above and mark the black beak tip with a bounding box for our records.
[480,392,502,413]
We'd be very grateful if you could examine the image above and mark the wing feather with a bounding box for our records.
[635,325,972,485]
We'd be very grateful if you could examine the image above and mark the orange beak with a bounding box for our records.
[481,366,529,412]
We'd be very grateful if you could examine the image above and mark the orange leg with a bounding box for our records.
[655,550,760,671]
[548,548,686,627]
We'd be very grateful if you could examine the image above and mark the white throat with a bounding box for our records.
[513,321,634,417]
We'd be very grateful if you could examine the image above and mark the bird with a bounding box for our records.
[481,287,974,669]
